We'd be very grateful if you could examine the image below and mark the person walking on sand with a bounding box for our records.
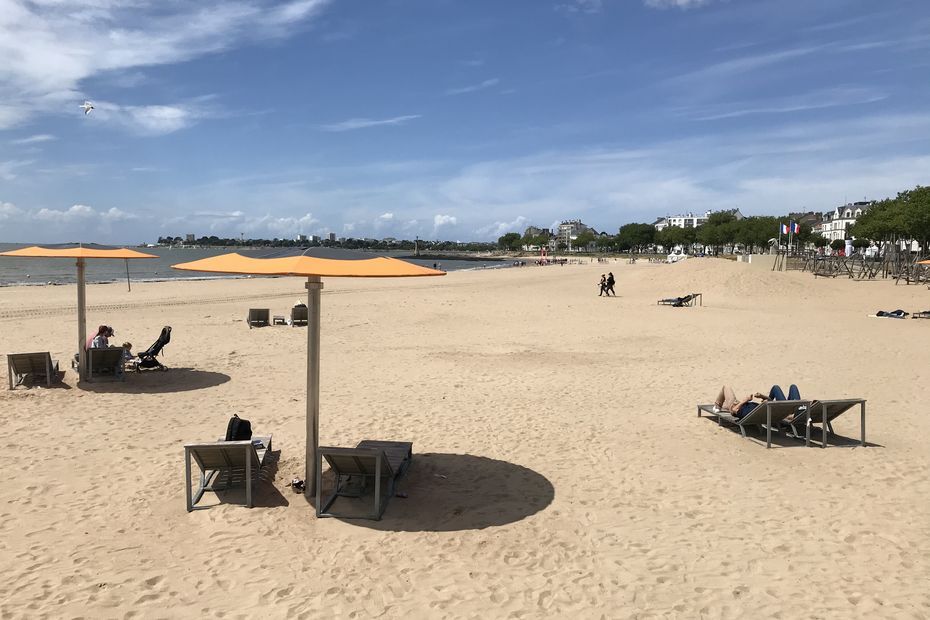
[605,272,616,297]
[598,274,607,296]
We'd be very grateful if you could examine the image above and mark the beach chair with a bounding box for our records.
[912,311,930,319]
[316,440,413,520]
[658,293,702,307]
[291,305,308,326]
[184,435,273,511]
[698,400,810,448]
[7,352,60,389]
[87,347,126,382]
[784,399,866,448]
[247,308,270,328]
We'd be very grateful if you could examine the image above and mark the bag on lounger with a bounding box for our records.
[225,414,252,441]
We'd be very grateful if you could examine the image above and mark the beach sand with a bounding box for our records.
[1,258,928,618]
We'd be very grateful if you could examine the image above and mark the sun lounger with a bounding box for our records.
[87,347,126,382]
[658,293,702,307]
[912,311,930,319]
[184,435,273,510]
[316,440,413,520]
[784,399,866,448]
[247,308,270,328]
[291,305,308,326]
[698,400,810,448]
[7,352,61,389]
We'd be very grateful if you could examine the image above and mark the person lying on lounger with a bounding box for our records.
[714,384,801,419]
[874,309,908,318]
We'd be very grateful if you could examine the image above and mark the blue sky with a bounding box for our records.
[1,0,929,243]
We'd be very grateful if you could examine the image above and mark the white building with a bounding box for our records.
[296,234,308,243]
[653,211,710,231]
[815,201,873,241]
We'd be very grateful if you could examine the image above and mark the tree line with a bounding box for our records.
[497,185,930,255]
[157,235,497,252]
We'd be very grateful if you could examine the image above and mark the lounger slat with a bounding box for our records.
[317,440,413,520]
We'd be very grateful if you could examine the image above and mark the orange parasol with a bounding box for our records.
[0,244,158,380]
[171,248,444,498]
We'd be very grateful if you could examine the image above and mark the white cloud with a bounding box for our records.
[10,134,56,145]
[319,115,421,132]
[34,204,137,223]
[556,0,603,13]
[0,0,332,131]
[0,201,23,221]
[432,214,457,236]
[645,0,712,8]
[445,78,500,96]
[378,212,394,220]
[0,159,34,180]
[476,216,528,238]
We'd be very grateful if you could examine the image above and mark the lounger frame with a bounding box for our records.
[658,293,703,307]
[698,399,810,448]
[7,352,60,389]
[87,347,126,382]
[316,440,413,520]
[184,436,272,511]
[291,305,308,326]
[784,399,866,448]
[247,308,270,328]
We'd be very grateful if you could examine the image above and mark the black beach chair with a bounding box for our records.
[137,326,172,371]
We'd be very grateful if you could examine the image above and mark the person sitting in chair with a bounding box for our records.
[714,384,801,419]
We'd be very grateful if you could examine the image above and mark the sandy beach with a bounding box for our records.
[1,258,929,618]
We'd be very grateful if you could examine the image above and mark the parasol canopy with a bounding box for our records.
[0,243,158,381]
[171,247,444,501]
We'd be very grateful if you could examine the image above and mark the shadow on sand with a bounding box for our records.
[191,450,289,510]
[309,452,555,532]
[78,367,231,394]
[702,418,883,449]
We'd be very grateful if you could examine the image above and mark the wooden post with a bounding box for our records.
[305,276,323,500]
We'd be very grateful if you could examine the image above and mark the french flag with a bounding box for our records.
[792,221,800,234]
[781,223,789,234]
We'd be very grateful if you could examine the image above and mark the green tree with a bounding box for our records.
[852,238,870,252]
[573,230,596,250]
[830,239,846,252]
[696,212,737,254]
[812,235,829,249]
[658,226,695,251]
[497,232,522,251]
[616,223,655,253]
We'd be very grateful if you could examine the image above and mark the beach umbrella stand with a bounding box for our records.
[0,244,158,381]
[171,249,443,499]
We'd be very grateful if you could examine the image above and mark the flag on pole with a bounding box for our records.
[781,223,789,235]
[792,221,800,234]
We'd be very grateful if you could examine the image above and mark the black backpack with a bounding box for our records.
[225,414,252,441]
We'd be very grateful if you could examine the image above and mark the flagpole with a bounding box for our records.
[778,224,783,254]
[788,222,793,256]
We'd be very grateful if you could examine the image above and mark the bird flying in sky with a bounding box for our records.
[80,101,94,115]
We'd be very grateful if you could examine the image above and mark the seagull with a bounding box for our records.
[80,101,94,115]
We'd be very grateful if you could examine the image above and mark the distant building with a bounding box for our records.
[523,225,551,239]
[328,232,336,242]
[310,235,321,244]
[789,211,822,229]
[185,233,195,243]
[815,201,873,241]
[383,237,397,244]
[653,209,743,231]
[296,234,308,243]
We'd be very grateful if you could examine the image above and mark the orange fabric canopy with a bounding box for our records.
[0,245,157,259]
[171,253,445,278]
[918,259,930,265]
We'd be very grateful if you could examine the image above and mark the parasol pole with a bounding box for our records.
[305,276,323,499]
[77,258,87,381]
[125,259,131,292]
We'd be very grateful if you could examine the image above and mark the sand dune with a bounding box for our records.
[1,258,928,618]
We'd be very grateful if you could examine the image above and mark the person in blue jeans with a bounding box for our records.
[714,384,801,419]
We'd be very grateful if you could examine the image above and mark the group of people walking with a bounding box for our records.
[598,272,616,297]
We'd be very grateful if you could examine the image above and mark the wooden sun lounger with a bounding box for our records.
[784,399,866,448]
[316,440,413,520]
[87,347,126,382]
[184,435,273,511]
[7,352,60,389]
[291,305,308,326]
[912,311,930,319]
[658,293,702,307]
[698,400,810,448]
[247,308,270,328]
